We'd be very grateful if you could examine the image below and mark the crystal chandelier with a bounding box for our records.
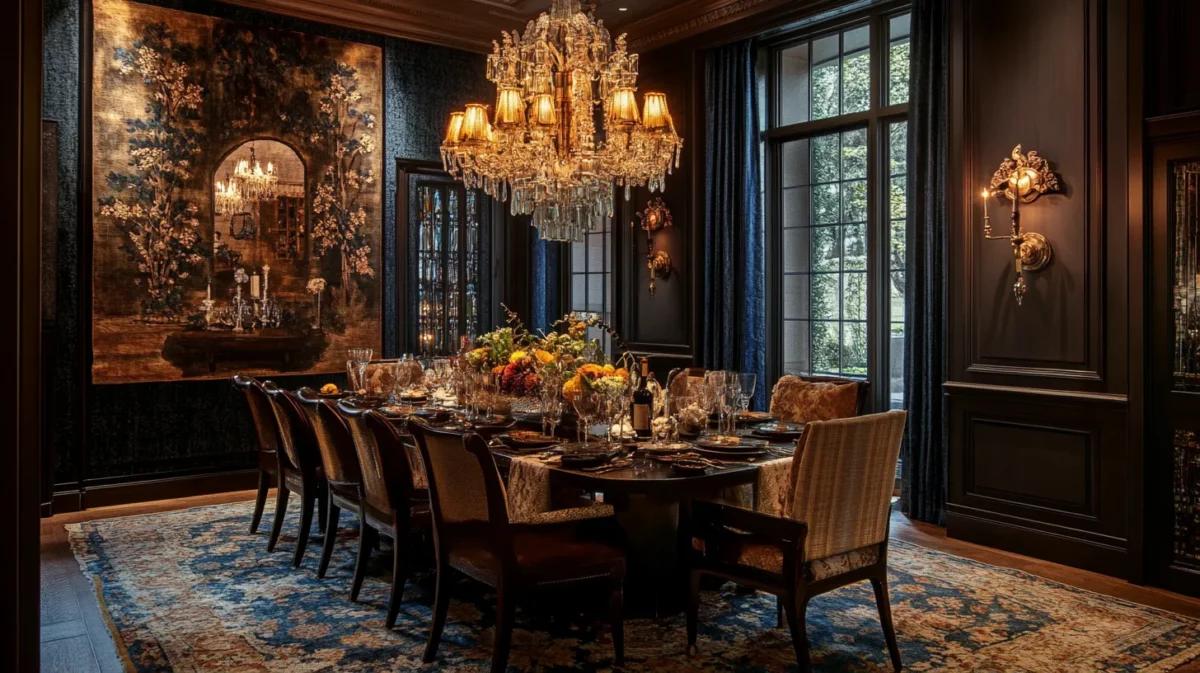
[440,0,682,242]
[214,176,243,215]
[230,145,278,204]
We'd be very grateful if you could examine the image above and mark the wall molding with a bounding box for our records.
[47,469,260,516]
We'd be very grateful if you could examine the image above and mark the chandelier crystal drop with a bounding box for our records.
[230,145,279,204]
[214,177,243,215]
[440,0,683,242]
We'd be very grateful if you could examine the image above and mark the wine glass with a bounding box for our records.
[737,373,757,418]
[571,388,603,448]
[347,348,374,393]
[543,394,564,440]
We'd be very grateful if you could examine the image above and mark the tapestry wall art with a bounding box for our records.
[91,0,383,383]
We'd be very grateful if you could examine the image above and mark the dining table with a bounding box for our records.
[376,399,798,616]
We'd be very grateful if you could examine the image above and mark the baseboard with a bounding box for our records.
[46,469,259,516]
[947,509,1128,578]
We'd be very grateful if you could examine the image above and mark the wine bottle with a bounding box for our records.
[632,357,653,438]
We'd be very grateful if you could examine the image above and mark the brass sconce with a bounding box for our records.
[636,197,673,296]
[982,144,1060,305]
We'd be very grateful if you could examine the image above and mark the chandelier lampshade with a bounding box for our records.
[440,0,683,242]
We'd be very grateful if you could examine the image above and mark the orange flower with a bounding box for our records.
[614,368,629,379]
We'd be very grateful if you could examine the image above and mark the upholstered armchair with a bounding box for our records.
[687,410,906,672]
[768,374,869,423]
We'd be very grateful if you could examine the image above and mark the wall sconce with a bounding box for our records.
[981,144,1061,305]
[636,197,673,296]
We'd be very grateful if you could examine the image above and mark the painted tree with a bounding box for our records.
[307,60,377,305]
[98,23,207,320]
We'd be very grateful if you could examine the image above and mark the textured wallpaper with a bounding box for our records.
[44,0,489,486]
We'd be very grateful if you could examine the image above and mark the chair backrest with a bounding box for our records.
[667,367,708,400]
[784,410,906,561]
[293,387,362,485]
[336,400,395,513]
[409,423,510,558]
[769,374,868,423]
[231,375,281,458]
[262,381,321,476]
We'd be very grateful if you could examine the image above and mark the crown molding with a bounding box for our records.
[622,0,792,52]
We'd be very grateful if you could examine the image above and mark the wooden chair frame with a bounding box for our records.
[262,382,329,568]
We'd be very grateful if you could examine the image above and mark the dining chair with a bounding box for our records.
[336,400,432,627]
[231,375,281,535]
[262,381,329,568]
[293,388,365,579]
[667,367,708,400]
[408,422,627,673]
[686,410,906,673]
[767,374,870,423]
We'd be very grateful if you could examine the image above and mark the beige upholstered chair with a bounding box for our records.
[768,374,869,423]
[687,410,907,672]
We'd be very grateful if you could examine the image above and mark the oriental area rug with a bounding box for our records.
[67,502,1200,672]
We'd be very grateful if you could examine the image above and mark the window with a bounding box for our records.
[767,8,910,411]
[569,218,613,350]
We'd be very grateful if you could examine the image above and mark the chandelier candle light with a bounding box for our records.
[231,144,279,204]
[440,0,683,242]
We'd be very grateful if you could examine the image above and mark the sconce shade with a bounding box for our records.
[444,111,465,145]
[494,88,526,128]
[642,92,672,131]
[460,104,491,143]
[531,93,557,126]
[609,88,640,126]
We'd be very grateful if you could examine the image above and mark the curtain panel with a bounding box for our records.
[901,0,950,525]
[701,39,766,410]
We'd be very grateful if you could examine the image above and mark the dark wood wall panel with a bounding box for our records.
[961,0,1105,381]
[947,0,1138,579]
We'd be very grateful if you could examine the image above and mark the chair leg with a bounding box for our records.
[783,594,812,673]
[249,469,270,534]
[317,487,329,536]
[686,569,701,655]
[871,576,902,672]
[292,491,315,569]
[423,558,452,663]
[491,583,516,673]
[266,484,289,553]
[350,515,372,603]
[317,500,341,579]
[386,523,410,630]
[608,582,624,666]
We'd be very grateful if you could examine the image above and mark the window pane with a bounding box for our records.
[890,176,907,219]
[811,225,839,271]
[888,13,911,106]
[842,30,870,115]
[811,273,839,320]
[811,134,839,183]
[783,274,810,319]
[842,271,867,321]
[842,321,868,375]
[842,179,867,223]
[842,222,867,270]
[811,33,840,120]
[782,138,811,188]
[813,184,840,224]
[783,186,811,229]
[842,128,867,179]
[812,321,840,373]
[783,226,810,273]
[783,320,810,374]
[887,120,908,409]
[571,277,585,310]
[780,42,811,125]
[889,121,907,175]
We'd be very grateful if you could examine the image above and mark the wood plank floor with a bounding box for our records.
[39,492,1200,672]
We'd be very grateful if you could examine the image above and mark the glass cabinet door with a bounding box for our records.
[402,165,490,356]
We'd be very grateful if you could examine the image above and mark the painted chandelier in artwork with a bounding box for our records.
[440,0,683,242]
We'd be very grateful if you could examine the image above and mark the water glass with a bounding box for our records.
[737,372,757,415]
[346,348,374,393]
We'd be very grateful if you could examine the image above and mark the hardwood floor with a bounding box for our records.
[39,492,1200,672]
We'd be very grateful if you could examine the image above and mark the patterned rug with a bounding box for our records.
[66,501,1200,672]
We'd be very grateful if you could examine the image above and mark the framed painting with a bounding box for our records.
[90,0,383,383]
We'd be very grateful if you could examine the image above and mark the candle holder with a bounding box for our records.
[636,197,673,296]
[981,144,1060,305]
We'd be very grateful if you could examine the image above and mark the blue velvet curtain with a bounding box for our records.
[901,0,950,525]
[701,40,766,409]
[531,238,562,334]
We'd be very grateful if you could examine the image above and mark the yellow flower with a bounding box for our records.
[534,349,555,364]
[614,368,629,379]
[492,365,505,375]
[509,350,528,364]
[579,364,604,378]
[602,364,615,375]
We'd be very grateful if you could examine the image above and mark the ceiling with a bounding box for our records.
[218,0,783,53]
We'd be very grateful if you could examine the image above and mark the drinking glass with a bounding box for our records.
[346,348,374,393]
[737,373,757,417]
[543,395,564,439]
[571,389,603,447]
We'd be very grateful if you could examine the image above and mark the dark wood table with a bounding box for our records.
[490,446,790,617]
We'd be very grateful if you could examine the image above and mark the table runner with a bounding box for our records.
[715,455,793,516]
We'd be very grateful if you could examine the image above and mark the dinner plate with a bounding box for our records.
[735,411,776,425]
[560,449,618,469]
[690,445,770,460]
[692,436,770,452]
[497,432,560,450]
[750,422,806,440]
[639,441,692,456]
